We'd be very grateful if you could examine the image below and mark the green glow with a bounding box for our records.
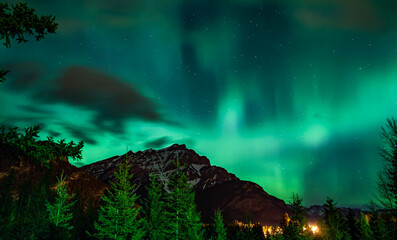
[1,0,396,207]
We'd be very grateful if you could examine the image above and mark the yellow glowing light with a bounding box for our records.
[310,225,318,234]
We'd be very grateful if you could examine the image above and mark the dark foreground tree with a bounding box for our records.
[346,209,360,240]
[46,171,76,239]
[142,174,167,240]
[212,209,227,240]
[0,2,58,82]
[377,118,397,210]
[5,174,52,239]
[369,200,397,240]
[164,154,204,240]
[281,193,311,240]
[92,153,145,240]
[357,212,373,240]
[321,197,350,240]
[0,125,84,168]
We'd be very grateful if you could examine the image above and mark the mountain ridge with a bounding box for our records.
[81,143,289,225]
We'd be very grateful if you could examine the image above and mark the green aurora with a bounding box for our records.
[1,0,397,207]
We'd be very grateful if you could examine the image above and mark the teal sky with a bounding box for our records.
[1,0,397,207]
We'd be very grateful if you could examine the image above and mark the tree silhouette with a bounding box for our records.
[377,118,397,210]
[346,209,360,240]
[0,125,84,168]
[142,174,168,240]
[92,152,145,240]
[321,197,349,240]
[164,154,204,240]
[46,171,76,239]
[212,209,227,240]
[282,193,312,240]
[357,212,373,240]
[0,2,58,82]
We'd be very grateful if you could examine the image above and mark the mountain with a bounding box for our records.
[81,144,288,226]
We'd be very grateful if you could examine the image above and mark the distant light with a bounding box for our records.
[310,225,318,234]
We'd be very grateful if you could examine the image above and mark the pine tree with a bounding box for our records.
[368,202,391,240]
[46,171,75,239]
[377,118,397,210]
[346,209,360,240]
[142,174,167,240]
[93,152,145,240]
[322,197,350,240]
[164,154,204,240]
[7,178,51,240]
[282,193,311,240]
[0,169,16,238]
[212,209,227,240]
[357,212,374,240]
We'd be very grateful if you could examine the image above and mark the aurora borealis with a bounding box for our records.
[1,0,397,207]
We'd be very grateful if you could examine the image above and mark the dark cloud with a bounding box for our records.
[62,124,98,145]
[17,105,53,115]
[144,136,171,149]
[45,130,61,137]
[32,65,173,135]
[292,0,385,32]
[0,115,47,130]
[3,61,44,91]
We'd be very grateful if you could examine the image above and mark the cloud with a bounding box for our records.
[0,116,48,130]
[3,61,44,91]
[144,136,171,149]
[62,124,98,145]
[17,105,53,115]
[45,130,61,137]
[291,0,384,32]
[32,65,172,135]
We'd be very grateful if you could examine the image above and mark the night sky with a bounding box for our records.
[1,0,397,207]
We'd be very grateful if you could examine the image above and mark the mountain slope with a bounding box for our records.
[82,144,288,225]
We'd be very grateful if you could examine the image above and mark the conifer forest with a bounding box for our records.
[1,1,397,239]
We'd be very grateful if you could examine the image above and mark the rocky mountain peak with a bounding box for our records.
[81,144,288,225]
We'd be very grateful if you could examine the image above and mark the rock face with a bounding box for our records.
[81,144,288,226]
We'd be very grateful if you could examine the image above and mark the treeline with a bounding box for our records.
[268,194,397,240]
[1,2,397,239]
[0,125,247,239]
[1,125,397,240]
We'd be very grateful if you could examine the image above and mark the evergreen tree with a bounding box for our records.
[92,152,145,240]
[282,193,312,240]
[142,174,167,240]
[7,178,51,240]
[0,169,17,239]
[0,125,84,168]
[164,154,204,240]
[377,118,397,210]
[357,212,374,240]
[251,223,266,240]
[322,197,350,240]
[346,209,360,240]
[0,2,58,82]
[235,214,257,240]
[46,171,75,239]
[368,202,391,240]
[269,233,285,240]
[212,209,227,240]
